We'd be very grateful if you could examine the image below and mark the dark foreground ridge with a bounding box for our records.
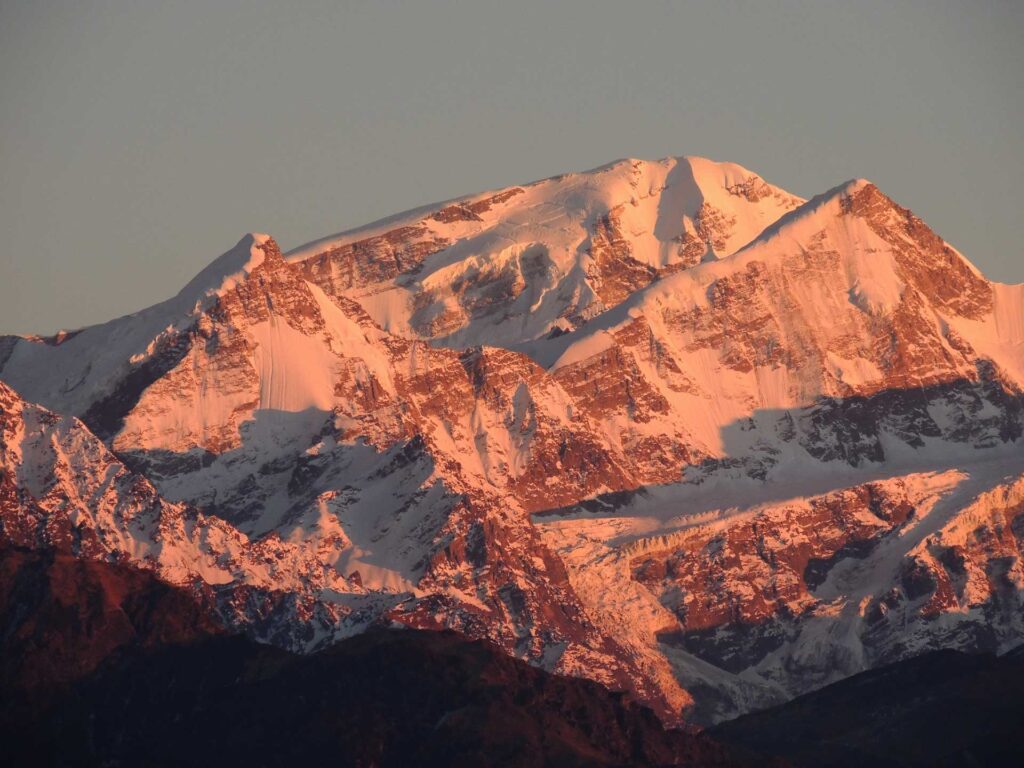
[0,546,754,768]
[711,645,1024,767]
[6,547,1024,767]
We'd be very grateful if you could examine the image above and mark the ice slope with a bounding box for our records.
[0,234,274,418]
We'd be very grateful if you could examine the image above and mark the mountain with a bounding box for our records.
[2,155,1023,728]
[711,646,1024,767]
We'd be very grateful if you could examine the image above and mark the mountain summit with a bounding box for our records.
[2,156,1023,724]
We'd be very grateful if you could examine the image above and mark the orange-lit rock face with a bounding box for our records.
[1,156,1023,726]
[586,207,659,307]
[842,183,993,319]
[633,482,918,632]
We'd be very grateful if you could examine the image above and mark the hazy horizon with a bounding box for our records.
[2,0,1021,335]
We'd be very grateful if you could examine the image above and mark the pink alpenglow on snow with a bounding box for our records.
[2,155,1023,731]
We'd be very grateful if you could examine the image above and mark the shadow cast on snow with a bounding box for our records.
[119,406,456,585]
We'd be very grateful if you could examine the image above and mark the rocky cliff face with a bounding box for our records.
[1,155,1022,725]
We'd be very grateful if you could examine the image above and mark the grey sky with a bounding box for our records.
[1,0,1021,335]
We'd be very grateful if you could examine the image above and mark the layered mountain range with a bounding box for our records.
[2,156,1023,727]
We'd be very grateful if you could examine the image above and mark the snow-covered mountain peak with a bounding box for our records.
[279,155,805,349]
[177,232,278,301]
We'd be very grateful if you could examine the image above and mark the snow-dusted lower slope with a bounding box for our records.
[1,154,1023,724]
[537,446,1024,723]
[0,378,369,648]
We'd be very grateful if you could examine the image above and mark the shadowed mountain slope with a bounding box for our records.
[0,546,754,768]
[711,646,1024,767]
